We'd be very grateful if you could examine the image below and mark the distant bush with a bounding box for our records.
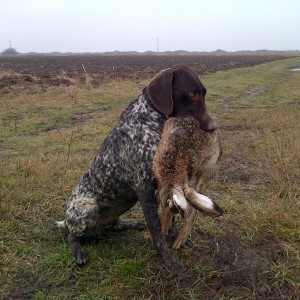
[2,47,18,55]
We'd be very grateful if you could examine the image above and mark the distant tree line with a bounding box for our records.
[2,47,18,55]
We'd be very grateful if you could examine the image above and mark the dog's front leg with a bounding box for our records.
[136,184,183,273]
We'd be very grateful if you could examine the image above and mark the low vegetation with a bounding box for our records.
[0,56,299,299]
[1,48,18,55]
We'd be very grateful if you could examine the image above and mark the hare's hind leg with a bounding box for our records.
[161,205,173,234]
[173,208,197,249]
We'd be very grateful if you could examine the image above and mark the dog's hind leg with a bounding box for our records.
[64,197,100,265]
[67,232,86,265]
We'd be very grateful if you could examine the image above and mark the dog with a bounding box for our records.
[56,64,216,272]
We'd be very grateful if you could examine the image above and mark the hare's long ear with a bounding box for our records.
[185,188,223,217]
[172,188,189,218]
[147,70,173,117]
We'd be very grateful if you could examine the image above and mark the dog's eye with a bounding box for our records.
[189,92,200,100]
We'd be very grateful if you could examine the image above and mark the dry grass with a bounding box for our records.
[1,57,300,299]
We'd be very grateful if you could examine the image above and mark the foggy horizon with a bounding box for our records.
[2,43,300,54]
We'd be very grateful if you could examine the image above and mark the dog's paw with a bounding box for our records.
[75,249,87,265]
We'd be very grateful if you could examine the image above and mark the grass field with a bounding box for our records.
[0,57,300,299]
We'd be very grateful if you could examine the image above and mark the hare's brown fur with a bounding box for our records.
[153,116,222,249]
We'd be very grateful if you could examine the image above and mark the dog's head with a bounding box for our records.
[147,64,216,132]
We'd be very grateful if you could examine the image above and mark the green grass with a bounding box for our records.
[1,57,300,299]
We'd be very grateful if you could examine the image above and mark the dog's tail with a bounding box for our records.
[184,186,223,217]
[55,219,67,228]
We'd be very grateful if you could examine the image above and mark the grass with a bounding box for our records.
[1,57,300,299]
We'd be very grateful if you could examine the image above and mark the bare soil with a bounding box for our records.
[0,53,292,89]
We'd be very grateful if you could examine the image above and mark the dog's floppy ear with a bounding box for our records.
[147,70,173,117]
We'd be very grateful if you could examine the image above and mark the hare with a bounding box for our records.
[153,116,223,249]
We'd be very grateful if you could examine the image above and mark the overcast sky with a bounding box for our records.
[0,0,299,53]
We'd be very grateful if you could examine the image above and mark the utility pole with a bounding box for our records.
[157,37,159,52]
[9,40,12,49]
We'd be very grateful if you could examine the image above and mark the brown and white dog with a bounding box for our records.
[56,64,217,272]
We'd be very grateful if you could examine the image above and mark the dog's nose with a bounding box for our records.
[198,111,217,132]
[200,120,217,132]
[206,121,217,132]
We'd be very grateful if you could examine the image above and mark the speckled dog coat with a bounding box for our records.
[65,88,165,236]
